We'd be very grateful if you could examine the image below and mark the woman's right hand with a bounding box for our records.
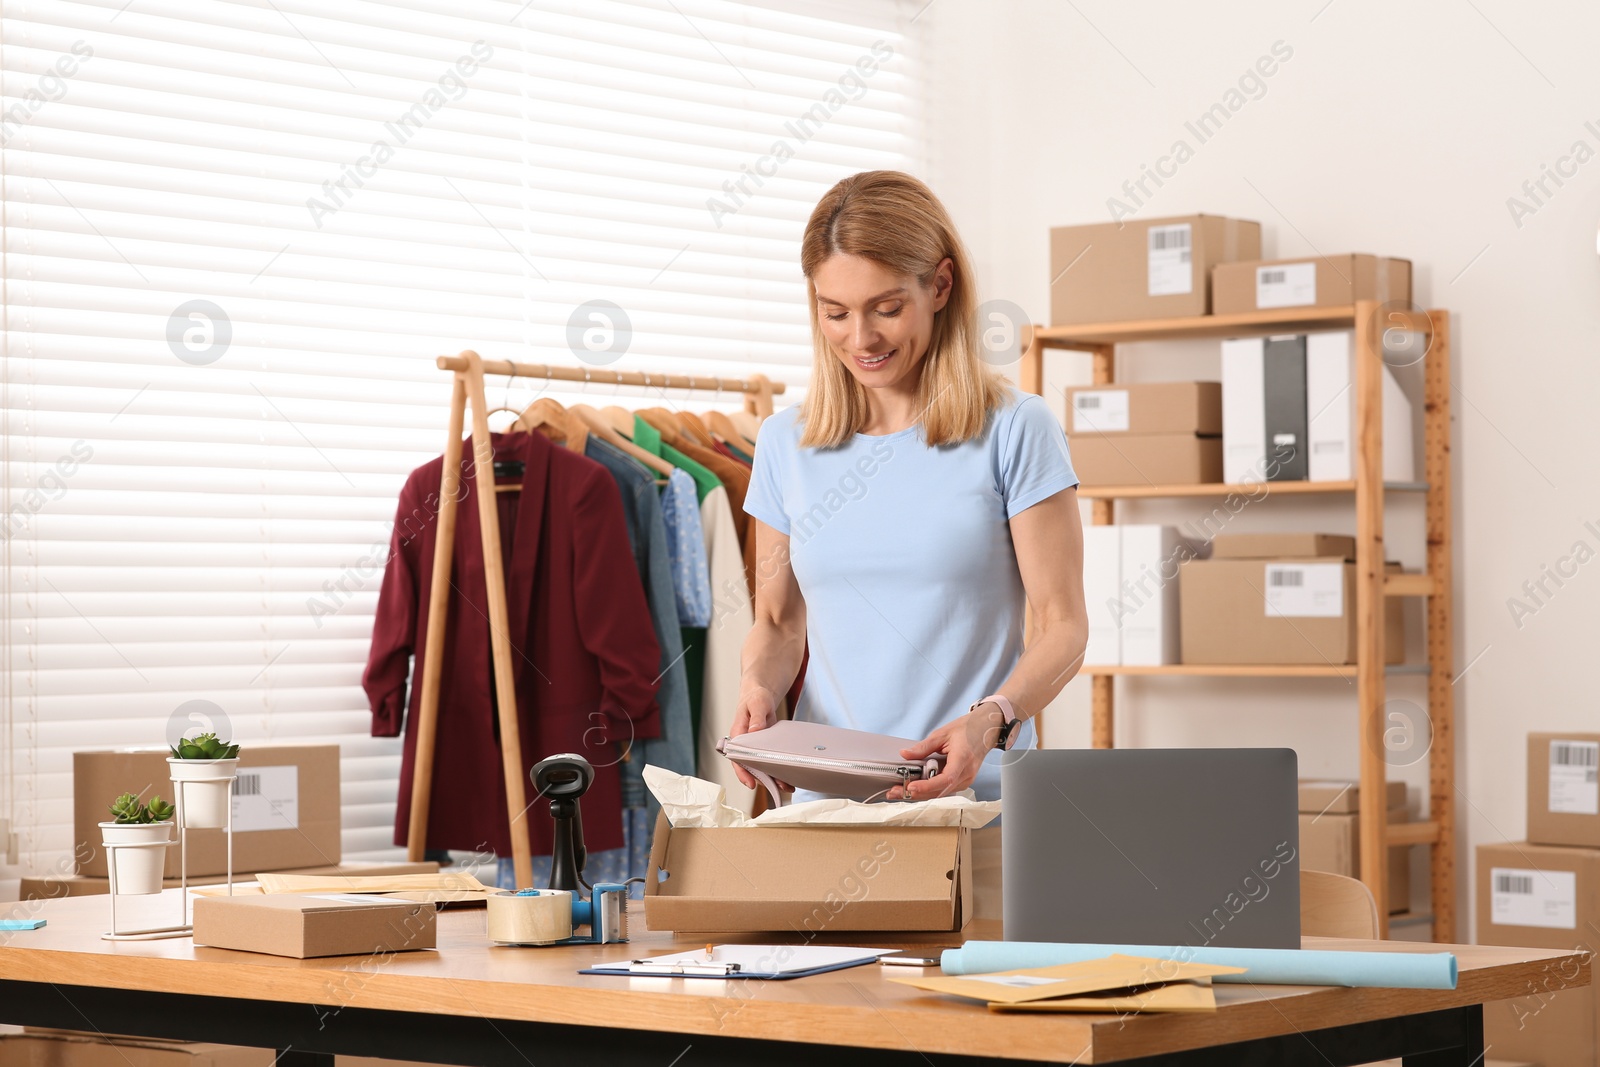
[729,685,783,792]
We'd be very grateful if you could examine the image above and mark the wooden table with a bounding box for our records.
[0,891,1587,1066]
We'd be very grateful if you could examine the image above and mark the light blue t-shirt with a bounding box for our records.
[742,386,1078,802]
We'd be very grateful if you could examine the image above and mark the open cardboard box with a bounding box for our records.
[642,811,971,933]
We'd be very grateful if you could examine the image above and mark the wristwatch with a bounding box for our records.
[970,694,1021,751]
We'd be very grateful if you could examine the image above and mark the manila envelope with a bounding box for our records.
[990,980,1218,1013]
[889,954,1247,1006]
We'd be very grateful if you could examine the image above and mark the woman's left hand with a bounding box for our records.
[891,707,999,801]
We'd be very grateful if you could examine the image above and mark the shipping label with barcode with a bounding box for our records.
[1072,389,1130,433]
[1549,739,1600,816]
[1263,562,1343,618]
[230,765,299,832]
[1491,866,1576,929]
[1147,224,1193,296]
[1255,262,1316,308]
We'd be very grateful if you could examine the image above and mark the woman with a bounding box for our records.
[733,171,1087,909]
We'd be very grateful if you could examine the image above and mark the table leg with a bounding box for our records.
[1401,1005,1485,1067]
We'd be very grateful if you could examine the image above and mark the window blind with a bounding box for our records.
[0,0,924,880]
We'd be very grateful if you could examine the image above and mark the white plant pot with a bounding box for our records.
[99,820,172,895]
[167,757,238,829]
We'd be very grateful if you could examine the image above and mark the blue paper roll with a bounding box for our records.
[941,941,1457,989]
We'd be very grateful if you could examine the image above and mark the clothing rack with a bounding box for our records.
[410,349,785,888]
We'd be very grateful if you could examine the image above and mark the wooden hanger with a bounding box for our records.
[517,397,588,455]
[728,410,762,444]
[571,404,673,482]
[675,411,716,448]
[636,408,687,449]
[601,405,638,437]
[706,410,756,452]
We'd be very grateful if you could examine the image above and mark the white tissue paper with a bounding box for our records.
[642,765,1001,829]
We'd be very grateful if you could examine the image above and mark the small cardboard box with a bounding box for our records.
[1476,841,1600,953]
[1477,840,1600,1067]
[1050,214,1262,325]
[0,1033,272,1067]
[1179,558,1404,665]
[1298,777,1406,815]
[1297,809,1412,913]
[75,745,341,879]
[1213,254,1412,315]
[643,813,970,933]
[14,861,438,903]
[1213,533,1357,562]
[1063,382,1222,436]
[1066,433,1222,486]
[1529,733,1600,848]
[192,893,436,959]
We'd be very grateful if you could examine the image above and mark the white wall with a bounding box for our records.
[921,0,1600,940]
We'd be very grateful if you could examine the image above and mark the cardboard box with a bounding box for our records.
[75,745,341,879]
[1066,433,1222,486]
[1119,525,1204,666]
[1478,840,1600,1067]
[643,813,970,933]
[1050,214,1261,325]
[1486,984,1597,1067]
[1298,809,1412,914]
[13,861,438,903]
[1477,841,1600,953]
[1298,778,1406,816]
[1213,254,1412,315]
[1530,733,1600,848]
[1064,382,1222,436]
[1179,558,1405,665]
[1213,533,1357,561]
[192,894,436,959]
[0,1033,272,1067]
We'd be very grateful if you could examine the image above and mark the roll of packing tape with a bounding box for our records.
[486,889,573,945]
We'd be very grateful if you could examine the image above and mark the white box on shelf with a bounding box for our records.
[1082,525,1121,666]
[1221,337,1266,483]
[1119,525,1201,666]
[1304,331,1416,483]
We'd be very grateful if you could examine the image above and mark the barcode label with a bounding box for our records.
[1071,389,1129,432]
[1496,873,1533,895]
[1264,563,1342,617]
[1549,739,1600,815]
[1147,224,1194,296]
[1491,867,1576,929]
[229,764,299,832]
[1149,226,1190,251]
[1256,262,1316,308]
[1553,741,1599,767]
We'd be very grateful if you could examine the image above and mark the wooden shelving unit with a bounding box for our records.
[1020,301,1456,941]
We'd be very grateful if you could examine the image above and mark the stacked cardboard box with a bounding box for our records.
[1177,533,1405,665]
[1297,778,1413,915]
[1064,382,1223,487]
[1212,254,1412,315]
[1049,214,1261,324]
[1476,732,1600,1067]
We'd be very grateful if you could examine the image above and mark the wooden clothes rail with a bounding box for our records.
[409,349,783,887]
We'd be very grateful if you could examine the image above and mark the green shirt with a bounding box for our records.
[632,414,720,502]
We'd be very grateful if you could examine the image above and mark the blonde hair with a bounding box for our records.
[798,170,1006,449]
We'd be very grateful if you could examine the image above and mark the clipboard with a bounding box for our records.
[581,945,891,980]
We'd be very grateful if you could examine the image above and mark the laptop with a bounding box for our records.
[1002,748,1300,948]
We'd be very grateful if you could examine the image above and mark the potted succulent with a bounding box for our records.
[167,731,241,829]
[99,792,175,895]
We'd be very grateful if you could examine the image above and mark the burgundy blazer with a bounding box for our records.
[363,431,661,857]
